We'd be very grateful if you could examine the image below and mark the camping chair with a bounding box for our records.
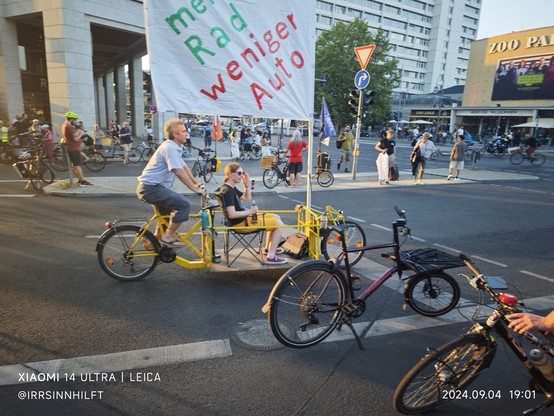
[214,189,266,267]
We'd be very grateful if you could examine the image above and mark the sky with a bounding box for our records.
[476,0,554,39]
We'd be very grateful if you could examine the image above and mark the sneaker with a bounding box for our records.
[379,180,385,185]
[337,163,341,170]
[446,175,452,180]
[78,180,93,186]
[385,180,390,185]
[266,256,288,265]
[417,180,424,185]
[454,177,461,181]
[263,247,285,255]
[344,168,349,172]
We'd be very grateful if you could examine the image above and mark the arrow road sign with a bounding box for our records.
[355,70,371,89]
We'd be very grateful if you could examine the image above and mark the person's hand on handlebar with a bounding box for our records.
[195,183,207,196]
[507,310,554,334]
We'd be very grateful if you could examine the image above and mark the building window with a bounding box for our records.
[316,0,333,12]
[335,5,346,14]
[347,8,362,18]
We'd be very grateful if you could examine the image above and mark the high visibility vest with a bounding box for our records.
[1,126,8,142]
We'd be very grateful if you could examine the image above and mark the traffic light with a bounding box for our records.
[393,111,398,121]
[363,90,374,109]
[348,90,360,118]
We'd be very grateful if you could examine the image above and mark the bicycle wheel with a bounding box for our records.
[510,152,524,165]
[530,154,545,166]
[404,272,460,317]
[393,333,496,414]
[127,147,141,163]
[202,167,213,183]
[263,167,281,189]
[51,146,68,172]
[141,147,155,162]
[267,261,346,348]
[464,149,474,162]
[320,220,366,268]
[317,170,334,187]
[493,147,505,157]
[40,160,55,184]
[96,225,160,281]
[252,145,262,160]
[191,161,200,178]
[28,162,42,191]
[85,152,106,172]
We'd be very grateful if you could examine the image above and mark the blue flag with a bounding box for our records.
[320,98,336,146]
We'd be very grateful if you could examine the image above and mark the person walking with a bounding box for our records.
[61,111,93,186]
[336,125,353,172]
[286,129,308,187]
[220,162,288,265]
[119,121,132,164]
[447,134,467,181]
[41,124,54,163]
[136,118,205,246]
[412,132,436,185]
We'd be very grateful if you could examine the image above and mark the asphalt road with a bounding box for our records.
[1,138,554,416]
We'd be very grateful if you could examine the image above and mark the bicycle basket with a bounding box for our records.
[400,248,465,273]
[260,156,274,169]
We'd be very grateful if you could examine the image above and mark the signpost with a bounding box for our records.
[351,44,375,180]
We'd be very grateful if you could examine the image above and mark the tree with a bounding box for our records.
[315,19,400,129]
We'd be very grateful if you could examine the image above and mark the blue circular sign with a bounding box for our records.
[354,70,370,89]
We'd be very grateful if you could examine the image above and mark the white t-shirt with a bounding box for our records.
[137,139,185,189]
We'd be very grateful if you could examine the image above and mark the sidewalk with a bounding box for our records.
[43,167,539,197]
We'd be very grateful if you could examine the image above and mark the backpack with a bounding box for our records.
[280,233,309,259]
[336,135,343,149]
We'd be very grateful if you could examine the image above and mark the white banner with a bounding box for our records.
[144,0,316,120]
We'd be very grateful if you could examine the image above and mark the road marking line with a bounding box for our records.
[520,270,554,283]
[371,224,391,232]
[411,236,426,242]
[506,186,523,191]
[291,199,304,204]
[528,189,547,194]
[277,195,290,199]
[0,339,232,387]
[0,195,36,198]
[432,243,463,253]
[471,256,508,268]
[347,216,366,223]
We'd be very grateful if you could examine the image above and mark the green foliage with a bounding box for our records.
[315,19,400,128]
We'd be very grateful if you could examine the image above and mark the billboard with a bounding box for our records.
[491,54,554,100]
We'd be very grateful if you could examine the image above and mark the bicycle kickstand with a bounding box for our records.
[342,317,364,350]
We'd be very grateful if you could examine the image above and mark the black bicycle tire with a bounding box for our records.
[320,220,366,268]
[263,167,281,189]
[530,154,545,166]
[191,161,200,178]
[252,145,262,160]
[51,146,69,172]
[203,168,213,183]
[96,225,160,281]
[29,162,42,191]
[393,333,496,414]
[317,170,334,187]
[404,272,460,317]
[40,160,55,184]
[510,152,524,165]
[141,147,155,162]
[493,147,505,157]
[85,153,106,172]
[268,261,346,348]
[127,147,141,163]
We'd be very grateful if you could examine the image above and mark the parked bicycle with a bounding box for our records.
[313,151,334,187]
[478,137,509,157]
[12,140,55,191]
[393,253,554,415]
[190,146,217,183]
[262,206,463,349]
[509,147,546,166]
[262,149,290,189]
[138,140,159,162]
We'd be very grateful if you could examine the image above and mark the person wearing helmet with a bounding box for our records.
[62,111,93,186]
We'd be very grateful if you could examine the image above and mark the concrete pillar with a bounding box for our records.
[114,64,127,126]
[129,55,144,138]
[96,75,107,128]
[42,5,95,133]
[0,17,24,121]
[104,70,115,127]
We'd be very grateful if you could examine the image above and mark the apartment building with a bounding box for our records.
[315,0,481,95]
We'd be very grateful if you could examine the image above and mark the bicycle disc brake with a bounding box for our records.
[158,246,176,263]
